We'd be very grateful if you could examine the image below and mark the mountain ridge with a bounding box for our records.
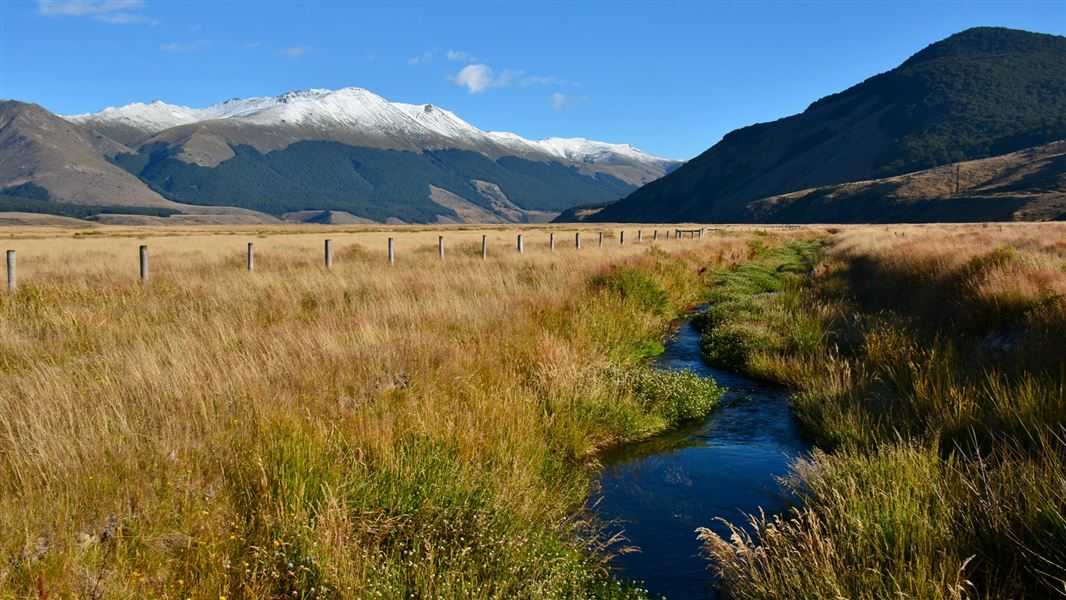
[65,87,678,185]
[2,88,682,224]
[584,27,1066,224]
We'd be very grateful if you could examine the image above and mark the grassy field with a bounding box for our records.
[696,223,1066,598]
[0,223,766,599]
[5,222,1061,599]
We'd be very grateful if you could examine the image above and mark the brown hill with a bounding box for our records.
[745,140,1066,222]
[0,100,177,207]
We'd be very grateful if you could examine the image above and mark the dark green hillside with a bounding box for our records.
[0,188,180,219]
[115,142,636,223]
[591,27,1066,224]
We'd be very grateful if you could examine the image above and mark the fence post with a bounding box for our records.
[638,230,643,242]
[438,236,444,260]
[139,245,148,282]
[388,238,395,265]
[653,230,658,241]
[620,231,625,245]
[325,239,333,269]
[699,228,705,239]
[5,250,14,293]
[517,234,524,254]
[598,231,604,248]
[247,242,254,272]
[481,234,488,259]
[575,231,581,250]
[549,232,555,252]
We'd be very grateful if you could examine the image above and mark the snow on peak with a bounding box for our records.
[67,100,203,132]
[488,133,670,166]
[64,87,675,166]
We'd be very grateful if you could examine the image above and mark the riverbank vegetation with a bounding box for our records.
[0,225,740,598]
[697,224,1066,599]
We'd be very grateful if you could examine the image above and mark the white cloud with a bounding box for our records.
[37,0,157,24]
[450,64,495,93]
[551,92,568,110]
[406,50,433,65]
[160,40,210,53]
[445,50,480,63]
[449,63,564,94]
[278,45,312,59]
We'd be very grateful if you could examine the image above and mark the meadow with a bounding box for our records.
[697,223,1066,599]
[3,221,1062,599]
[0,223,761,598]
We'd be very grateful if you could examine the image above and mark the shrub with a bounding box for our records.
[629,367,723,425]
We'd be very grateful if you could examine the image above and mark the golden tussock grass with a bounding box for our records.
[0,222,783,598]
[697,222,1066,599]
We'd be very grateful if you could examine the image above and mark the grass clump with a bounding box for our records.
[591,266,671,316]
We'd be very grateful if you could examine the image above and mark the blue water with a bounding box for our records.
[593,315,812,599]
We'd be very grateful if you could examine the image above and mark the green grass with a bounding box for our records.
[697,234,1066,598]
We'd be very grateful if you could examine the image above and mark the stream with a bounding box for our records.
[593,312,812,599]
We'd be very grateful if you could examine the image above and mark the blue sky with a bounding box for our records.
[1,1,1063,159]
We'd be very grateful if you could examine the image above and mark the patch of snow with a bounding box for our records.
[64,87,678,168]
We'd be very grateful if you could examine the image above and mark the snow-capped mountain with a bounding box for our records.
[4,87,684,225]
[65,87,678,180]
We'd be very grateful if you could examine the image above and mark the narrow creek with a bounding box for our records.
[593,311,812,599]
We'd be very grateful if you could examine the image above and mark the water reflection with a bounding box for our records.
[593,315,811,599]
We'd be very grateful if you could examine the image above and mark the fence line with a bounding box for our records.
[2,226,730,287]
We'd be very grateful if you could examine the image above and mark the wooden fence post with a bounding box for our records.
[388,238,395,265]
[638,230,643,242]
[5,250,14,293]
[139,245,148,282]
[247,242,254,272]
[517,234,524,254]
[598,232,604,247]
[549,232,555,252]
[325,239,333,269]
[620,231,625,245]
[438,236,444,260]
[653,230,658,241]
[575,232,581,250]
[481,234,488,259]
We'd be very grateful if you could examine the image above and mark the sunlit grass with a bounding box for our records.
[698,222,1066,599]
[0,223,764,598]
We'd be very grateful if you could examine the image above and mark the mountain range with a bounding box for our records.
[5,27,1063,226]
[572,27,1066,224]
[1,88,681,224]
